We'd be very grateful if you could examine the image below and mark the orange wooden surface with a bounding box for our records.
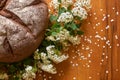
[37,0,120,80]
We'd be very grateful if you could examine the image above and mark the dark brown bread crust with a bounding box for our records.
[0,0,48,62]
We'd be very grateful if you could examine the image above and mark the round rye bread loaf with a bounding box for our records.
[0,0,48,62]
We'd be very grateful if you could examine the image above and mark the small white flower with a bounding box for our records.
[74,0,91,10]
[69,36,81,45]
[72,6,88,20]
[37,62,57,74]
[61,0,73,9]
[22,66,36,80]
[25,66,32,72]
[0,73,8,80]
[48,53,69,63]
[46,36,56,41]
[46,45,55,51]
[22,72,36,80]
[57,12,73,23]
[34,49,41,60]
[50,0,60,9]
[40,52,51,64]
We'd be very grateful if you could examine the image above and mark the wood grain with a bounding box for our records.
[37,0,120,80]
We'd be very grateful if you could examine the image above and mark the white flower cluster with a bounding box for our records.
[34,49,40,60]
[40,52,51,64]
[32,0,91,75]
[46,45,69,63]
[34,45,69,74]
[22,66,36,80]
[46,29,70,42]
[50,0,60,9]
[0,73,8,80]
[72,0,91,20]
[50,0,91,20]
[34,50,56,74]
[69,36,81,45]
[72,7,88,20]
[37,62,57,74]
[61,0,73,9]
[34,50,51,64]
[57,12,73,23]
[74,0,91,10]
[47,29,81,45]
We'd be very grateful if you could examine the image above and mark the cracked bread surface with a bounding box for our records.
[0,0,48,62]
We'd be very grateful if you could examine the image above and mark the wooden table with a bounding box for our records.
[38,0,120,80]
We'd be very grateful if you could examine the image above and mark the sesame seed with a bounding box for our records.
[95,17,98,20]
[103,14,106,16]
[96,24,99,26]
[112,7,115,10]
[96,31,99,34]
[116,69,119,71]
[111,19,114,22]
[97,39,100,42]
[49,76,52,79]
[60,70,63,73]
[44,78,47,80]
[93,27,96,29]
[73,77,76,80]
[72,64,75,67]
[101,59,104,62]
[93,13,96,15]
[88,22,91,24]
[98,22,100,25]
[90,36,92,38]
[100,62,102,65]
[87,65,90,68]
[106,40,110,45]
[76,64,79,66]
[106,70,109,74]
[115,35,118,39]
[117,44,120,47]
[89,14,92,16]
[109,46,112,48]
[58,73,61,76]
[103,46,105,48]
[106,56,108,59]
[102,53,105,55]
[90,49,93,52]
[86,46,90,50]
[116,12,119,15]
[102,18,105,21]
[88,54,91,57]
[107,14,110,17]
[43,75,46,77]
[103,37,107,40]
[97,73,100,75]
[88,60,92,63]
[90,51,93,54]
[89,76,92,79]
[106,25,110,29]
[101,29,104,32]
[100,9,103,11]
[97,44,100,47]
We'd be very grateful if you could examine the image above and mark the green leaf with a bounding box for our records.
[51,32,57,36]
[71,22,78,30]
[75,16,82,20]
[77,30,84,35]
[8,65,17,74]
[23,58,33,65]
[58,0,61,2]
[50,15,58,22]
[51,23,60,29]
[59,7,66,15]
